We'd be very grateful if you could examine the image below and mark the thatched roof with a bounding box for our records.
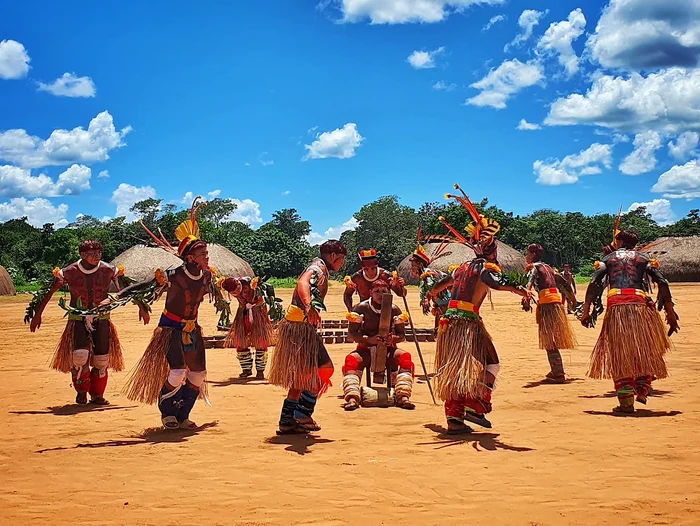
[643,236,700,282]
[0,266,16,295]
[111,244,254,282]
[397,241,526,285]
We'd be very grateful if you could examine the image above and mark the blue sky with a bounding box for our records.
[2,0,700,242]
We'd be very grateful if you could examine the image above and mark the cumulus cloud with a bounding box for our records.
[0,197,68,227]
[0,163,91,197]
[466,59,543,109]
[587,0,700,71]
[504,9,547,51]
[306,217,359,245]
[97,170,109,179]
[282,190,291,196]
[303,123,364,160]
[619,131,663,175]
[536,8,586,78]
[0,39,30,80]
[483,14,506,31]
[432,80,457,91]
[533,143,613,185]
[111,183,156,221]
[651,159,700,199]
[517,119,541,130]
[0,111,131,169]
[627,199,675,225]
[407,47,445,69]
[37,73,96,98]
[229,198,262,225]
[668,131,699,160]
[327,0,505,25]
[207,189,221,199]
[545,68,700,133]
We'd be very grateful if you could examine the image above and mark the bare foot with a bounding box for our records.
[344,398,360,411]
[395,396,415,410]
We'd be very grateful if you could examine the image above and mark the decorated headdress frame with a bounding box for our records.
[139,195,207,259]
[412,227,450,266]
[439,183,500,253]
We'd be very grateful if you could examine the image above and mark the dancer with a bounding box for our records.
[343,248,405,311]
[269,240,346,435]
[523,244,577,384]
[224,276,273,379]
[342,279,415,410]
[428,184,530,434]
[580,229,679,413]
[27,240,147,405]
[409,237,451,335]
[561,264,578,314]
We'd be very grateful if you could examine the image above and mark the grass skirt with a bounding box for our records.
[122,326,208,404]
[224,306,273,349]
[50,319,124,373]
[537,303,577,350]
[434,316,496,401]
[268,319,323,392]
[588,303,670,380]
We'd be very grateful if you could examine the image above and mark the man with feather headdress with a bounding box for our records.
[409,231,451,336]
[427,184,530,434]
[343,248,406,312]
[118,196,244,429]
[27,240,148,405]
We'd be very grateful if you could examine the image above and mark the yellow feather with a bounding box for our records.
[174,219,200,242]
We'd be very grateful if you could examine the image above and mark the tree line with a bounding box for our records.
[2,195,699,287]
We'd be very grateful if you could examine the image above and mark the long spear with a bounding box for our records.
[393,272,437,404]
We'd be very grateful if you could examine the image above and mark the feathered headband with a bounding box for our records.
[139,195,207,259]
[440,183,500,252]
[412,227,450,265]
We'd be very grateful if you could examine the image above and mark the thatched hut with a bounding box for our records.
[643,236,700,282]
[111,244,254,282]
[0,266,16,295]
[397,241,526,285]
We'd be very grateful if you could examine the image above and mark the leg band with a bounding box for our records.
[342,354,361,375]
[92,354,109,377]
[294,390,317,419]
[187,370,207,388]
[279,398,298,426]
[237,349,253,371]
[254,349,268,372]
[168,368,188,388]
[397,352,415,375]
[342,373,361,402]
[394,371,413,399]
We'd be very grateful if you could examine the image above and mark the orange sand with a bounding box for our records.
[1,283,699,525]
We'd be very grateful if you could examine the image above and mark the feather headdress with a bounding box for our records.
[412,227,450,265]
[440,183,500,254]
[139,195,207,259]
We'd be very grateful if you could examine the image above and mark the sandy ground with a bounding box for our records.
[1,282,699,526]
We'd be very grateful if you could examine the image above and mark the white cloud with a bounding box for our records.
[619,131,663,175]
[587,0,700,71]
[0,197,68,227]
[668,131,699,160]
[432,80,457,91]
[328,0,505,24]
[534,142,613,185]
[258,152,274,166]
[111,183,156,221]
[483,14,506,31]
[181,191,195,204]
[651,159,700,199]
[627,199,675,225]
[0,111,131,169]
[37,73,96,98]
[504,9,547,51]
[303,123,364,160]
[536,8,586,78]
[306,217,359,245]
[229,198,262,225]
[545,68,700,133]
[244,162,251,167]
[466,59,543,109]
[517,119,541,130]
[407,47,445,69]
[0,40,30,80]
[207,189,221,199]
[0,163,91,197]
[282,190,291,196]
[97,170,109,179]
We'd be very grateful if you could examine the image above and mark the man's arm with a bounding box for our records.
[647,265,679,335]
[427,274,454,300]
[480,270,529,297]
[580,263,607,326]
[29,276,63,332]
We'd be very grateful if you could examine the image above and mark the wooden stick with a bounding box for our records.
[401,295,437,405]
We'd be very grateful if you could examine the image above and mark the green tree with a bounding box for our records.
[270,208,311,241]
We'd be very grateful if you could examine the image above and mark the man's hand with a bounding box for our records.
[139,307,151,326]
[665,304,680,336]
[306,307,322,328]
[30,314,42,333]
[365,335,381,346]
[98,297,112,308]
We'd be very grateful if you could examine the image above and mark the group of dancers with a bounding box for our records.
[27,188,680,435]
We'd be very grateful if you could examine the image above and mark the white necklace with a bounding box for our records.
[368,300,381,314]
[184,266,203,280]
[362,269,380,282]
[78,259,100,275]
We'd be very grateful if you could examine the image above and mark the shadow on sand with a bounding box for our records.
[584,409,682,418]
[35,421,219,453]
[265,434,334,456]
[522,378,584,389]
[208,376,267,388]
[417,423,534,452]
[10,404,137,417]
[579,389,673,399]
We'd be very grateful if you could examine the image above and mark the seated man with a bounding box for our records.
[342,280,415,411]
